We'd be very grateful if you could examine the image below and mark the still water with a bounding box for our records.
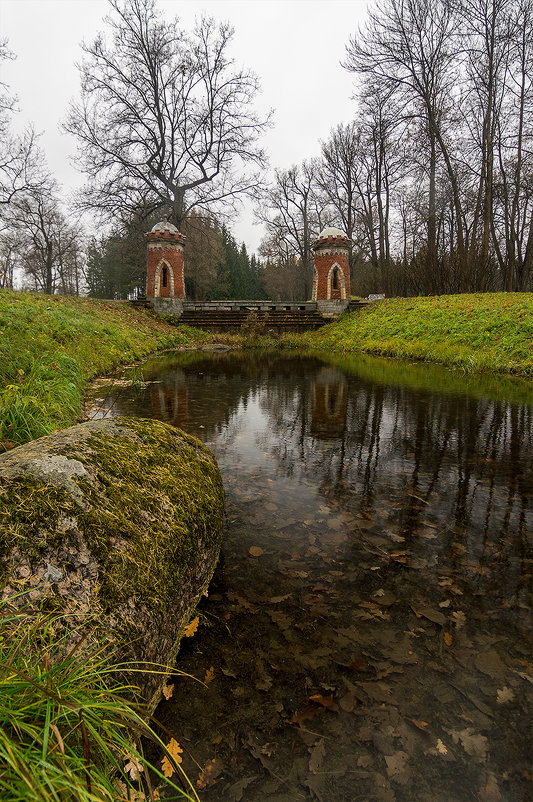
[87,350,532,802]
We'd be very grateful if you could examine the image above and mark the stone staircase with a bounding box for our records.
[179,303,327,332]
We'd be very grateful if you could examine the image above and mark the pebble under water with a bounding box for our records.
[86,350,532,802]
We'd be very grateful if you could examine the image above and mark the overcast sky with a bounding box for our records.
[0,0,369,253]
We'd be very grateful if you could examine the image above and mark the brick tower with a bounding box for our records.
[312,227,350,301]
[145,222,186,300]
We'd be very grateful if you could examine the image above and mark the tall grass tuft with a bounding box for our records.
[0,598,198,801]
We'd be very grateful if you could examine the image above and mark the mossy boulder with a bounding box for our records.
[0,417,224,709]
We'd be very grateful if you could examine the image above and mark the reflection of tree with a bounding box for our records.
[96,351,532,602]
[259,363,532,600]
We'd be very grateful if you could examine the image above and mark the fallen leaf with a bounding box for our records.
[124,753,144,782]
[496,686,514,704]
[197,758,223,789]
[339,692,357,712]
[411,604,446,626]
[291,705,325,724]
[439,599,451,608]
[444,632,453,646]
[249,546,264,557]
[450,728,488,761]
[478,771,503,801]
[384,751,410,785]
[204,666,215,685]
[346,657,370,672]
[228,775,258,801]
[451,610,466,630]
[162,683,174,700]
[308,739,326,774]
[475,651,506,678]
[309,692,333,707]
[358,681,397,705]
[161,738,183,778]
[183,616,199,637]
[436,739,448,755]
[408,718,430,732]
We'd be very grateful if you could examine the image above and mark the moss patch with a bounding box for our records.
[69,418,224,612]
[0,418,223,613]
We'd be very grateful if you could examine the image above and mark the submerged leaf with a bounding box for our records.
[197,758,223,789]
[496,686,514,704]
[411,604,446,626]
[308,739,326,774]
[309,692,333,707]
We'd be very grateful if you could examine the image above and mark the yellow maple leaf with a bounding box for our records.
[161,738,183,778]
[204,666,215,685]
[183,616,199,637]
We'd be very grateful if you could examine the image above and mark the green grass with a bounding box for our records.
[0,597,198,801]
[0,291,211,447]
[284,293,533,376]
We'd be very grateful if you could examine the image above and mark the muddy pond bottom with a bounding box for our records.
[87,350,533,801]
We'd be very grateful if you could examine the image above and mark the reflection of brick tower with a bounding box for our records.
[311,367,348,439]
[312,227,350,301]
[146,222,186,300]
[149,371,188,429]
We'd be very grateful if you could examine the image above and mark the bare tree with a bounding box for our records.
[489,0,533,290]
[456,0,521,283]
[257,162,325,299]
[318,122,360,246]
[65,0,270,227]
[8,182,82,295]
[0,42,48,210]
[0,232,16,289]
[345,0,463,280]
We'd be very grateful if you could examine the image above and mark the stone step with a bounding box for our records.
[178,308,327,331]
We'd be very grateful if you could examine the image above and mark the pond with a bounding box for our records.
[86,350,532,802]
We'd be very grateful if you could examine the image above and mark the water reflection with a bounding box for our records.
[311,367,348,439]
[87,351,532,801]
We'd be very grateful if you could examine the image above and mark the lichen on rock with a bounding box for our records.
[0,417,224,710]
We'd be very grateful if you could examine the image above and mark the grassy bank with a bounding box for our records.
[0,290,210,448]
[0,600,197,801]
[286,293,533,376]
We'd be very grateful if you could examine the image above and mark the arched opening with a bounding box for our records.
[154,259,174,297]
[326,262,346,300]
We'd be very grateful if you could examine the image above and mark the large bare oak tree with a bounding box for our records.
[65,0,270,227]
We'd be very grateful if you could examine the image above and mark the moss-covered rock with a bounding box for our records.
[0,417,224,710]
